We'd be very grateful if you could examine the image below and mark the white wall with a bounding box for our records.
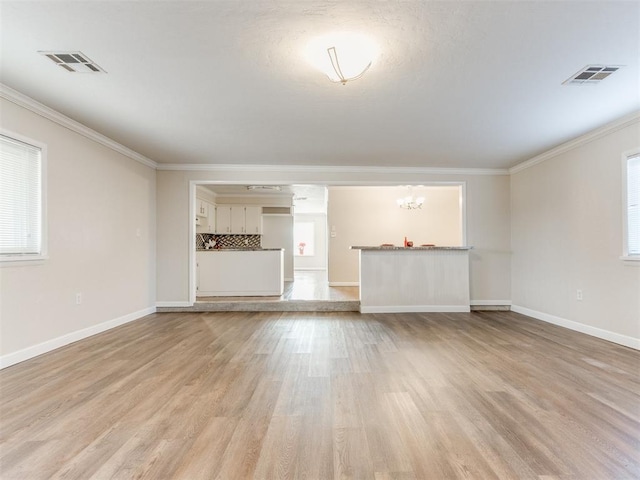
[0,98,156,365]
[326,182,511,304]
[294,213,327,270]
[262,215,294,280]
[511,120,640,346]
[157,171,511,304]
[327,186,462,285]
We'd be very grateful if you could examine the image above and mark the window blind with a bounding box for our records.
[628,154,640,256]
[0,134,42,256]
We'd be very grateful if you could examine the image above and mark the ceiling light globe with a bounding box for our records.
[305,32,378,83]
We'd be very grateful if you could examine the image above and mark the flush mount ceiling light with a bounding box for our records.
[38,51,105,73]
[305,32,378,85]
[563,65,623,85]
[247,185,282,191]
[397,186,425,210]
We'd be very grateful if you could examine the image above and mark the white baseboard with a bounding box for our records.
[511,305,640,350]
[360,305,471,314]
[156,301,192,307]
[329,282,359,287]
[0,306,156,369]
[470,300,512,306]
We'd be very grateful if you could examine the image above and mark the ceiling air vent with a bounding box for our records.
[563,65,622,85]
[38,51,105,73]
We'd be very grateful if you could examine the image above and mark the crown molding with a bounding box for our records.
[0,83,158,169]
[509,111,640,175]
[157,163,510,176]
[6,82,634,177]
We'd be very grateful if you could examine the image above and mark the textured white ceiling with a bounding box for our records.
[1,1,638,169]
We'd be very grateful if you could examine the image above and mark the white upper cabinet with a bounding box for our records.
[215,206,232,233]
[196,199,209,218]
[196,199,215,233]
[230,206,245,234]
[205,205,215,233]
[215,205,263,234]
[245,206,263,234]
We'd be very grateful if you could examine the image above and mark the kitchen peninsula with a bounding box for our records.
[351,246,472,313]
[197,248,284,296]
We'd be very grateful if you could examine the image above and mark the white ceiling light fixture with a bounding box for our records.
[305,32,378,85]
[397,186,425,210]
[247,185,282,191]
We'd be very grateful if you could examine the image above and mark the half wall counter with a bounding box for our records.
[351,246,473,313]
[197,248,284,296]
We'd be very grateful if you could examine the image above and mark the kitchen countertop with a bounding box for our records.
[350,246,473,250]
[197,248,284,252]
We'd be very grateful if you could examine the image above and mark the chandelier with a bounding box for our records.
[396,187,425,210]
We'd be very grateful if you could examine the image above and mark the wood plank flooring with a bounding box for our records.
[1,311,639,479]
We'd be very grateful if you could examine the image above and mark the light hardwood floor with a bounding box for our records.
[1,311,639,479]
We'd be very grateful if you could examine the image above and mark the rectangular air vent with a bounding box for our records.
[38,51,105,73]
[262,206,292,215]
[563,65,622,85]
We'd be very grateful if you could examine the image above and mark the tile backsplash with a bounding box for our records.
[196,233,262,250]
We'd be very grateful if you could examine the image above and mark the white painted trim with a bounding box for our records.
[294,267,327,271]
[470,300,512,306]
[459,182,468,247]
[329,281,359,287]
[510,111,640,174]
[0,83,158,169]
[189,181,197,305]
[361,305,471,313]
[511,305,640,350]
[3,83,636,178]
[156,301,193,307]
[621,148,640,259]
[0,306,156,369]
[158,163,509,176]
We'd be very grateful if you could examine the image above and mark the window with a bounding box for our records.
[294,221,315,256]
[0,133,46,262]
[623,151,639,260]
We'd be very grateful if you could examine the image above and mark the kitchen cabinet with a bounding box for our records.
[245,206,263,234]
[215,206,232,233]
[204,206,215,233]
[196,199,215,233]
[216,205,261,234]
[230,206,245,234]
[196,199,209,218]
[197,249,284,296]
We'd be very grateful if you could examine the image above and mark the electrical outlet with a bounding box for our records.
[576,289,583,301]
[75,293,82,305]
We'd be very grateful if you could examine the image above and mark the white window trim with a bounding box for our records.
[0,129,48,265]
[621,147,640,263]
